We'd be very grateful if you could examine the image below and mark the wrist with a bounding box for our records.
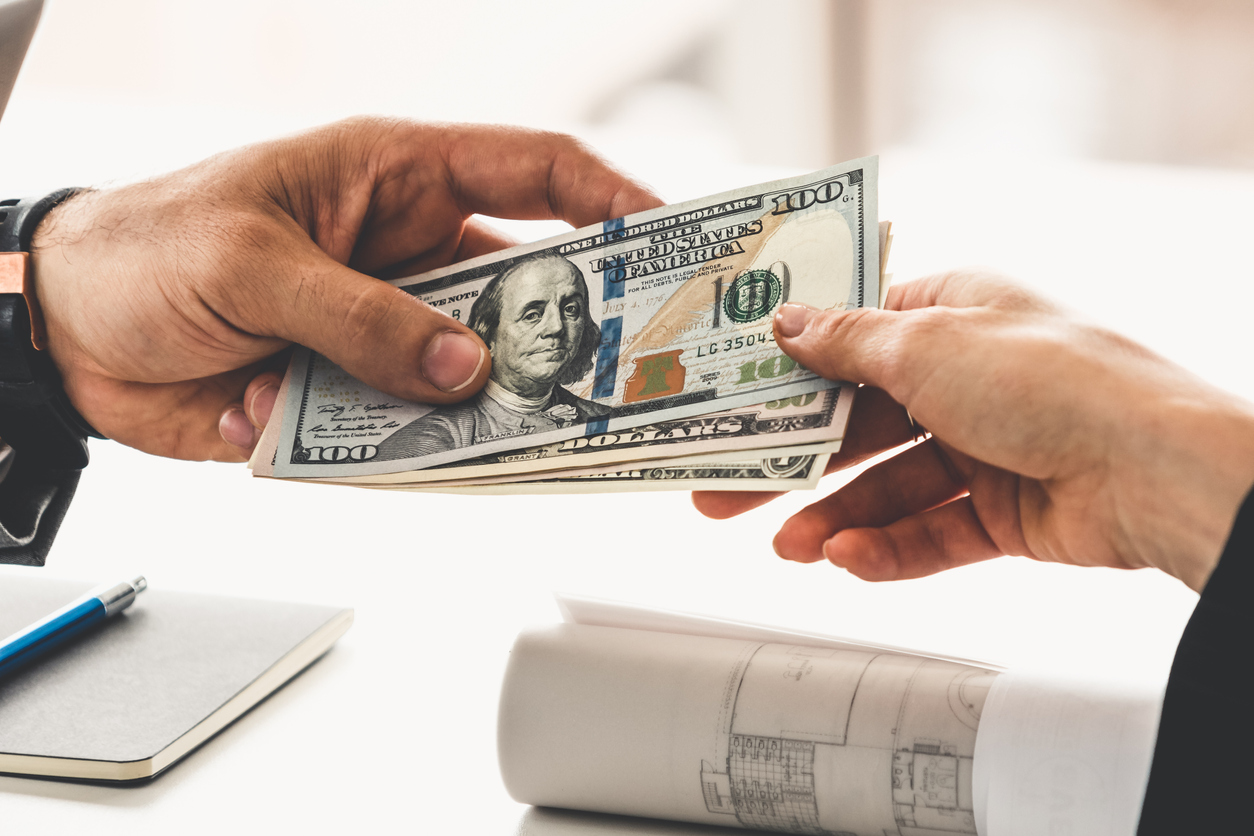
[1116,387,1254,593]
[27,189,93,384]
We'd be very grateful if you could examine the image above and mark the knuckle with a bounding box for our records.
[337,287,407,346]
[864,307,950,393]
[893,307,948,351]
[838,307,895,369]
[981,280,1050,313]
[332,114,409,144]
[935,267,1051,313]
[545,129,596,157]
[812,307,858,341]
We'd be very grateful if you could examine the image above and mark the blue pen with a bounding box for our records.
[0,576,147,680]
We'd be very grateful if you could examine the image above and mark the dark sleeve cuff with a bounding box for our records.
[0,449,80,566]
[1137,486,1254,833]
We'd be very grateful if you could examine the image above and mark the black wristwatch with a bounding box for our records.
[0,188,104,565]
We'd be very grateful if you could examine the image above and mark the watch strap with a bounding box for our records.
[0,188,82,252]
[0,187,104,472]
[0,291,93,468]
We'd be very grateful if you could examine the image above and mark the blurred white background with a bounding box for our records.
[11,0,1254,182]
[2,1,1252,832]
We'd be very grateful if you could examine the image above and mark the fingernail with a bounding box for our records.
[422,331,486,393]
[219,407,254,448]
[248,384,278,428]
[775,303,817,339]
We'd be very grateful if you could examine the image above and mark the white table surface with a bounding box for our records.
[1,106,1248,831]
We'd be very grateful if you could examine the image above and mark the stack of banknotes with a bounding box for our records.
[250,158,891,494]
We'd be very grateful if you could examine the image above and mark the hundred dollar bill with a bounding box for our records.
[380,453,832,495]
[273,384,853,486]
[337,440,841,489]
[252,223,889,487]
[268,159,878,478]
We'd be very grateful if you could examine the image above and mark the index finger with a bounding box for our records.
[352,121,664,274]
[888,270,1062,315]
[438,123,665,226]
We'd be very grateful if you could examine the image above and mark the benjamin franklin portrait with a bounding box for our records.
[374,254,610,459]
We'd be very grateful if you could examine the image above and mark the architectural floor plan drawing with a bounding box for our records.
[697,644,997,836]
[499,623,1000,836]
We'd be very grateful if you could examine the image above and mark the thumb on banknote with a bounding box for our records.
[773,303,907,394]
[772,270,1045,410]
[218,262,493,450]
[254,243,494,407]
